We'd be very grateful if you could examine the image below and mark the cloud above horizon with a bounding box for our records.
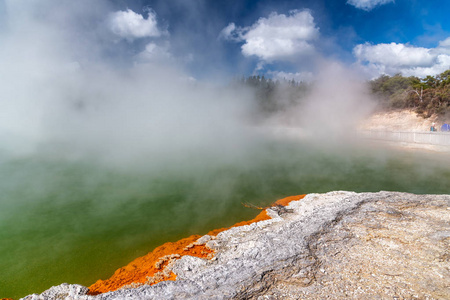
[108,8,167,41]
[354,37,450,77]
[107,8,173,64]
[347,0,394,11]
[221,10,319,64]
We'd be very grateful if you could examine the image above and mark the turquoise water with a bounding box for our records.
[1,140,449,298]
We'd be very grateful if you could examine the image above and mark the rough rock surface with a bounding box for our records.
[22,191,450,300]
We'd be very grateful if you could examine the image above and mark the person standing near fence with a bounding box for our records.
[430,123,437,132]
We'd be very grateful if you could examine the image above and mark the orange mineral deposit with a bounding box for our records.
[88,194,305,295]
[87,235,213,294]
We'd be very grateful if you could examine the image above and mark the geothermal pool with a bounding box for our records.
[1,139,450,298]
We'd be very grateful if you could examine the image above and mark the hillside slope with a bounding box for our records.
[358,109,444,132]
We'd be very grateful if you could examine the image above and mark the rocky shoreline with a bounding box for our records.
[22,191,449,300]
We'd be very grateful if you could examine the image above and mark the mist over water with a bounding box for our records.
[2,140,450,298]
[0,0,255,167]
[1,1,450,298]
[1,143,449,299]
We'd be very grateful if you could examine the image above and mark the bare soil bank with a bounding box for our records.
[357,109,450,152]
[358,109,447,132]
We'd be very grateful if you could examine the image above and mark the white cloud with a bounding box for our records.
[353,39,450,78]
[222,10,319,62]
[354,43,435,68]
[438,37,450,53]
[347,0,394,11]
[108,8,165,40]
[219,23,240,41]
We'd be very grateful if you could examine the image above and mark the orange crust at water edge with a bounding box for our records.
[87,194,305,295]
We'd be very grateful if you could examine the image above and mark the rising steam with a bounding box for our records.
[297,61,376,139]
[0,0,377,166]
[0,1,260,168]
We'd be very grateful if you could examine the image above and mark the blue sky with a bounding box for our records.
[108,0,450,80]
[1,0,450,81]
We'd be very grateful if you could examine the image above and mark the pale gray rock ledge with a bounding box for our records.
[23,191,450,300]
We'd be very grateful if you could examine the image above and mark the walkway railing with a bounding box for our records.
[357,130,450,146]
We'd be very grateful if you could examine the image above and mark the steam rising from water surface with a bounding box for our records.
[0,0,378,167]
[266,60,376,146]
[0,1,258,168]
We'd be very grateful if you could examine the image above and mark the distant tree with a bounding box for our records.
[234,74,310,118]
[438,70,450,86]
[423,75,439,89]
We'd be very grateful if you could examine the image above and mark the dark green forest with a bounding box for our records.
[236,70,450,119]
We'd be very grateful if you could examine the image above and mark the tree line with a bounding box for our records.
[370,70,450,117]
[232,75,309,117]
[235,69,450,119]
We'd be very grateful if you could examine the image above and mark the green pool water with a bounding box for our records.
[1,139,449,298]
